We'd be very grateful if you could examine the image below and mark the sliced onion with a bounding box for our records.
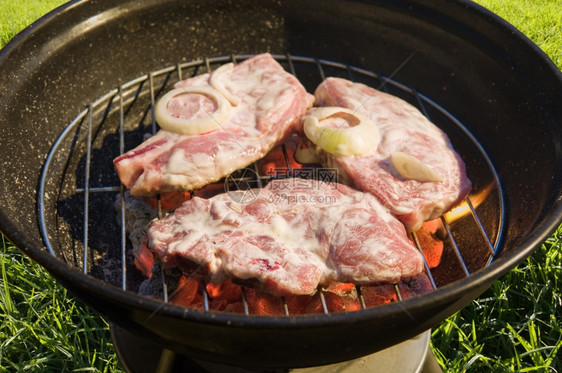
[391,151,443,182]
[303,107,379,157]
[294,141,322,164]
[154,86,231,136]
[210,63,241,106]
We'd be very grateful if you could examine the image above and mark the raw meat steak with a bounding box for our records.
[146,179,424,296]
[304,77,472,231]
[113,53,314,196]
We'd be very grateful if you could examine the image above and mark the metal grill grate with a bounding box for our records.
[38,54,505,316]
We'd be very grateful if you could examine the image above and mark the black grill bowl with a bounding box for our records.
[0,0,561,369]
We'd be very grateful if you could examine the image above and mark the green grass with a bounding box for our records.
[432,225,562,372]
[473,0,561,68]
[0,238,121,372]
[1,1,561,372]
[0,0,68,47]
[430,1,562,372]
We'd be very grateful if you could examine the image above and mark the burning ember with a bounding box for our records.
[162,273,435,315]
[443,183,494,224]
[415,220,444,269]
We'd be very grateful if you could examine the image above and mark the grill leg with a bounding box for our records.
[422,346,443,373]
[155,349,178,373]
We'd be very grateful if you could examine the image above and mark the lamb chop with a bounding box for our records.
[145,179,425,296]
[113,53,314,196]
[301,77,472,231]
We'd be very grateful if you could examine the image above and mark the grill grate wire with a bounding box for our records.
[38,54,505,316]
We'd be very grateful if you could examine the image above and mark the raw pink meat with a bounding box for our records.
[305,77,472,231]
[146,179,424,296]
[113,54,314,196]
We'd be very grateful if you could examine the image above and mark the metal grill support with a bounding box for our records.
[38,54,505,317]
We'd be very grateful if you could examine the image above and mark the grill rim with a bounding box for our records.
[33,53,557,327]
[33,241,546,328]
[1,0,561,366]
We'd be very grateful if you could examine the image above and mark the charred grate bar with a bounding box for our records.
[38,54,505,316]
